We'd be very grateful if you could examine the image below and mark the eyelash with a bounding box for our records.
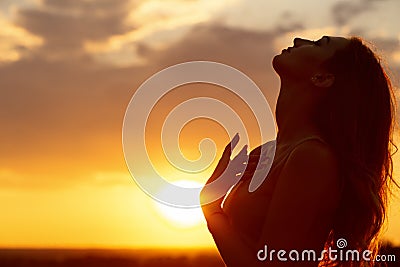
[313,40,322,46]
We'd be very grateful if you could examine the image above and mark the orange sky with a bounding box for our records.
[0,0,399,248]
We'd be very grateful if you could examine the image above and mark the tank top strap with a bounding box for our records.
[270,135,328,176]
[291,135,328,148]
[243,135,329,184]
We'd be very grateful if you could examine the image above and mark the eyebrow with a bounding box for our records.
[323,36,331,44]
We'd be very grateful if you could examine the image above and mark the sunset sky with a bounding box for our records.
[1,0,400,248]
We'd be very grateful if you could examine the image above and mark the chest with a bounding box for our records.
[222,170,280,242]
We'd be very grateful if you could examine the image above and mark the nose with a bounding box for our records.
[294,37,313,47]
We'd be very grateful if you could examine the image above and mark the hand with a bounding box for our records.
[239,141,274,182]
[200,133,248,217]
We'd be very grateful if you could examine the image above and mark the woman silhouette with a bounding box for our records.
[201,36,398,267]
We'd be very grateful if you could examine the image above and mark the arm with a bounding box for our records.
[201,135,262,267]
[202,139,340,267]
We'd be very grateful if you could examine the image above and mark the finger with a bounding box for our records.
[214,133,240,174]
[208,134,243,182]
[248,145,262,156]
[245,160,269,173]
[229,144,247,160]
[247,155,268,166]
[248,156,262,162]
[215,144,248,179]
[238,144,248,159]
[246,162,268,169]
[231,133,240,150]
[246,162,259,168]
[222,133,239,157]
[230,145,249,170]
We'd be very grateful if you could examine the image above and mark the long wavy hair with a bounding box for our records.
[315,37,398,266]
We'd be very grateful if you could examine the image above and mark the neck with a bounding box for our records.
[275,80,322,145]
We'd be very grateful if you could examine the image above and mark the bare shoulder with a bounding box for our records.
[257,140,341,250]
[269,138,342,208]
[281,138,340,194]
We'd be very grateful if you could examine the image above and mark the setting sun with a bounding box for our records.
[154,180,205,228]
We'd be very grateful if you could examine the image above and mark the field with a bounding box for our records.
[0,244,399,267]
[0,248,225,267]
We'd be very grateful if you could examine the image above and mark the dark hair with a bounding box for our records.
[315,37,398,266]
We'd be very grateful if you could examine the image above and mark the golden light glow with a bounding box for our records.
[155,180,205,228]
[1,0,399,250]
[83,0,230,65]
[0,16,42,62]
[392,50,400,65]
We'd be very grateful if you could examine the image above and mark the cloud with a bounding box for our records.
[0,18,289,187]
[0,14,42,62]
[14,0,137,60]
[83,0,232,66]
[331,0,382,26]
[370,37,399,55]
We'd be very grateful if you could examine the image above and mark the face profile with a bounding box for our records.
[272,36,349,87]
[201,34,398,267]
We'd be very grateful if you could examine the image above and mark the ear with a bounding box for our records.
[310,73,335,88]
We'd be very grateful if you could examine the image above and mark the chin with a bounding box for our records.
[272,54,283,74]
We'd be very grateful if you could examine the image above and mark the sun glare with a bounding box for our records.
[155,180,205,228]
